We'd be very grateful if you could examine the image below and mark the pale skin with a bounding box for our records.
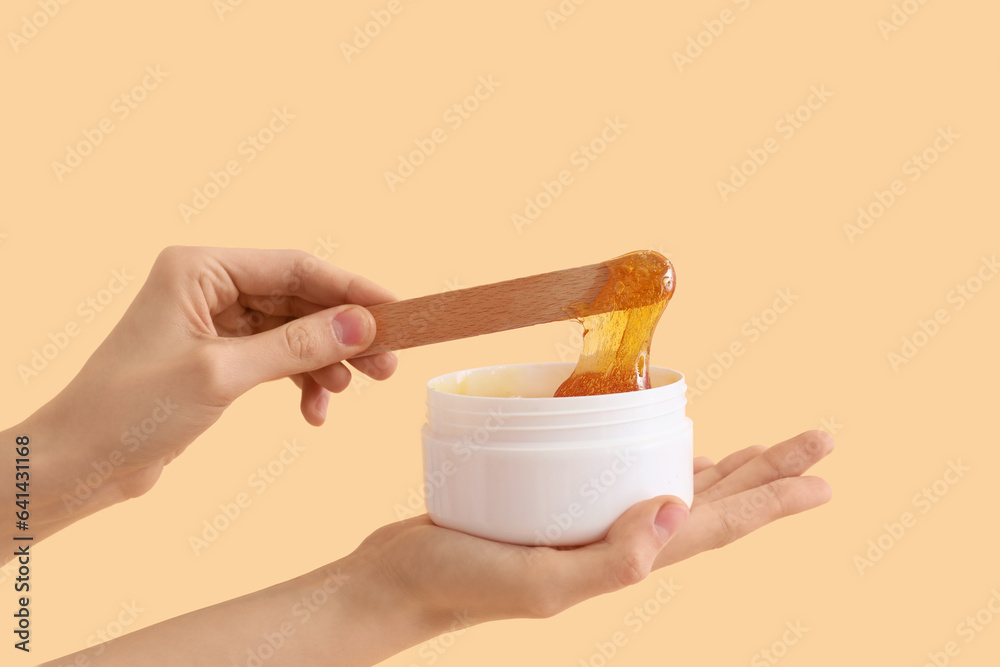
[0,247,834,666]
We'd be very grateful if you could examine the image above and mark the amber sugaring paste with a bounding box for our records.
[554,250,675,397]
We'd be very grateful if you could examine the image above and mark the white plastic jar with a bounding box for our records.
[421,362,693,546]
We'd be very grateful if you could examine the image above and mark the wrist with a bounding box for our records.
[295,551,457,666]
[3,404,122,546]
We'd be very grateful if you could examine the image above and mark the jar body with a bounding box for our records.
[422,362,693,546]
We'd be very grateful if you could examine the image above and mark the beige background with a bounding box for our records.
[3,0,999,665]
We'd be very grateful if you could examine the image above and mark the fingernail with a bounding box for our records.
[331,307,370,346]
[654,502,688,542]
[315,389,329,420]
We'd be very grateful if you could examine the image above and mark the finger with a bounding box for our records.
[693,445,767,494]
[210,301,249,335]
[307,362,354,394]
[237,294,327,319]
[214,248,397,308]
[212,299,291,338]
[299,375,329,426]
[693,456,715,475]
[535,496,689,612]
[223,304,376,395]
[348,351,398,381]
[655,476,832,569]
[219,310,289,338]
[698,431,835,503]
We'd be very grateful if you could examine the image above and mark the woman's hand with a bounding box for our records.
[41,431,833,667]
[361,430,833,625]
[13,246,397,544]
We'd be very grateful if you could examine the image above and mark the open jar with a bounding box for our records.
[421,362,693,546]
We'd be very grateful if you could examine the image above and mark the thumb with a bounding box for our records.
[559,496,689,602]
[226,304,376,394]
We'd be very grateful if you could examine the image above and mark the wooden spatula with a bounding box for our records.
[351,260,610,358]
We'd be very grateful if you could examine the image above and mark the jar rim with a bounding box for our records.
[426,361,686,406]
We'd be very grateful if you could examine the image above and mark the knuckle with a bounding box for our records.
[187,344,235,401]
[285,251,318,291]
[329,364,353,393]
[762,480,789,517]
[712,500,744,550]
[157,245,188,261]
[361,353,397,380]
[523,590,564,619]
[153,245,193,274]
[764,445,792,478]
[283,320,320,363]
[711,483,791,551]
[611,549,649,590]
[518,556,569,619]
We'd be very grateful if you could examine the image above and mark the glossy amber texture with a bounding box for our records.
[554,250,675,397]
